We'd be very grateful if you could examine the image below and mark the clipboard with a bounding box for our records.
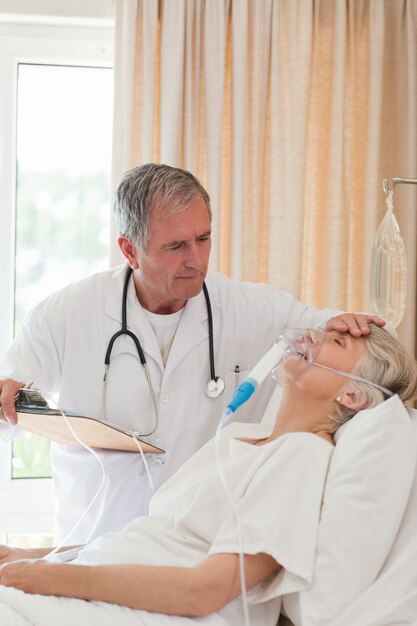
[12,389,165,455]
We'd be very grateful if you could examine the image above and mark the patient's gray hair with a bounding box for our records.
[114,163,211,251]
[331,324,417,433]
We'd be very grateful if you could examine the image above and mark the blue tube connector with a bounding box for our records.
[226,378,257,413]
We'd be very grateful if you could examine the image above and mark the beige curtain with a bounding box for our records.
[111,0,417,353]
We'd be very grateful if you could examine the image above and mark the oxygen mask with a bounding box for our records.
[271,328,324,387]
[271,327,394,397]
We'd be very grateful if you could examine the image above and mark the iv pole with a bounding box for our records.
[383,178,417,194]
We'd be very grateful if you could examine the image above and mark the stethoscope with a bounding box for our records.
[101,266,225,435]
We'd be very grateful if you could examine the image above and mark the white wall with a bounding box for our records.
[0,0,113,19]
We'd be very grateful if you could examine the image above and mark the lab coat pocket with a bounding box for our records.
[223,367,276,425]
[222,368,251,411]
[224,367,250,393]
[219,368,251,423]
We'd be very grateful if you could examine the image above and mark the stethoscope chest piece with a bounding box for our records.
[205,376,225,399]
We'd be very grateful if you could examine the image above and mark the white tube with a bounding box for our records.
[247,340,286,386]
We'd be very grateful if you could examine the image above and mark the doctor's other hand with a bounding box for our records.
[0,378,25,425]
[325,313,386,337]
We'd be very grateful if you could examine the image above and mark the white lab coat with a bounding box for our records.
[0,264,340,543]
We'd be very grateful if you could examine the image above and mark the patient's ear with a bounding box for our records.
[337,389,369,411]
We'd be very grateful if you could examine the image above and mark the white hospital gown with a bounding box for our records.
[73,422,333,625]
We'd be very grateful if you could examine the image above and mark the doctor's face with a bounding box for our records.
[119,195,212,314]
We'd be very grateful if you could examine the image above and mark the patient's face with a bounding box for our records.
[288,330,367,398]
[316,330,367,369]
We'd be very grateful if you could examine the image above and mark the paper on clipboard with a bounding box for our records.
[12,389,164,455]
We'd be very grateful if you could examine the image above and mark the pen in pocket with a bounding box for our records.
[234,365,240,389]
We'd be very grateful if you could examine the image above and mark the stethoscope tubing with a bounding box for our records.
[104,267,146,366]
[107,267,217,376]
[202,281,217,383]
[102,266,224,432]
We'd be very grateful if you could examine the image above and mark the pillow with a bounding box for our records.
[330,408,417,625]
[282,394,417,626]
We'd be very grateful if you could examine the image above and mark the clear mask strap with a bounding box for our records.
[312,362,394,397]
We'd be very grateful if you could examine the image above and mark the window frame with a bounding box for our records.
[0,16,114,542]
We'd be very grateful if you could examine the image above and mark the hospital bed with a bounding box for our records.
[1,390,416,625]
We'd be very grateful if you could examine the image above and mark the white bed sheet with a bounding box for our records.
[0,586,228,626]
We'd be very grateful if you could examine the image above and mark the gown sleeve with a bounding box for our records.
[208,433,333,603]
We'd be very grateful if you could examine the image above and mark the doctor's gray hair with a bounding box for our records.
[330,324,417,432]
[114,163,211,251]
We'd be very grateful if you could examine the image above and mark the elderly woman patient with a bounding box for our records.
[0,324,416,626]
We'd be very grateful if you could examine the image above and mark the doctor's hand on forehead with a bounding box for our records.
[324,313,386,337]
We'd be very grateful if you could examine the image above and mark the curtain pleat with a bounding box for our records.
[111,0,417,353]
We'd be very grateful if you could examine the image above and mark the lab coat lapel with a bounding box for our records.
[104,265,128,323]
[104,266,164,371]
[164,290,209,379]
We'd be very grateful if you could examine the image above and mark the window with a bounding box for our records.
[15,63,113,332]
[0,17,114,544]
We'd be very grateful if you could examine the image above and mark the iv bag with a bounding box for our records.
[370,191,407,328]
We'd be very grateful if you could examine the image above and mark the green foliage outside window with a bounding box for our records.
[12,168,110,479]
[10,63,112,481]
[14,168,110,333]
[12,433,51,479]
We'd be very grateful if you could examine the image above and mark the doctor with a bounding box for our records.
[0,163,384,544]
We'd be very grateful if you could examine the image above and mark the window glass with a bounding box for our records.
[12,63,113,479]
[12,433,51,479]
[15,63,113,330]
[7,533,53,549]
